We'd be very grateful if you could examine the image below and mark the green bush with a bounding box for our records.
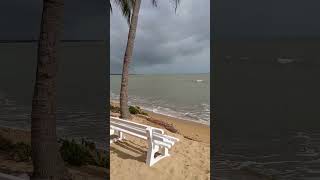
[129,106,139,114]
[60,139,95,166]
[10,142,31,162]
[59,139,108,168]
[129,105,148,115]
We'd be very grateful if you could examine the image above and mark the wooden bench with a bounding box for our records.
[110,117,179,166]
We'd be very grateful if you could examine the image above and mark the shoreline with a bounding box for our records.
[109,99,210,126]
[110,100,210,143]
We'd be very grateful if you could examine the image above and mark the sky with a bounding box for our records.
[0,0,107,40]
[214,0,320,39]
[110,0,210,74]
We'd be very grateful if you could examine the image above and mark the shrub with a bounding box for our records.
[129,106,139,114]
[129,105,148,115]
[60,139,95,166]
[10,142,31,162]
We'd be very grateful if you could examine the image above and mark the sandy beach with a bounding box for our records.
[110,101,210,180]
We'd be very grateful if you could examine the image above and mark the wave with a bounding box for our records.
[110,91,210,125]
[216,131,320,179]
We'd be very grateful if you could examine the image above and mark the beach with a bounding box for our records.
[0,127,108,180]
[110,101,210,180]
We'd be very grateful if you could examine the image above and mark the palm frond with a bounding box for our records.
[173,0,180,13]
[112,0,134,25]
[151,0,158,7]
[150,0,180,13]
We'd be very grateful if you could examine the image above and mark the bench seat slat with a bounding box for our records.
[111,121,175,146]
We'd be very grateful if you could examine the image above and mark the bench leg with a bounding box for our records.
[146,144,159,166]
[161,146,170,157]
[145,127,171,166]
[146,144,171,166]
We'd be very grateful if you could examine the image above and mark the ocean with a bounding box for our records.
[214,40,320,179]
[110,74,210,125]
[0,42,107,147]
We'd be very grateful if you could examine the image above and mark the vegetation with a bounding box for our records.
[0,135,31,162]
[111,104,148,116]
[10,142,32,162]
[59,138,107,168]
[60,139,94,166]
[129,105,148,115]
[0,135,107,168]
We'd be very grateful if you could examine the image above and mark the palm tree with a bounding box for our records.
[31,0,69,179]
[116,0,181,119]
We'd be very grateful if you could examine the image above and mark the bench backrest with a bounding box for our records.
[110,117,179,147]
[111,117,164,134]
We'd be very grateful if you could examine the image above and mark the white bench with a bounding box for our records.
[110,117,179,166]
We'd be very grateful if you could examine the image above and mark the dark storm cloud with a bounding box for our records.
[111,0,210,74]
[214,0,320,39]
[0,0,107,40]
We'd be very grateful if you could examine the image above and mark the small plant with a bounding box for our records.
[10,142,31,162]
[129,106,139,114]
[60,139,95,166]
[129,105,148,115]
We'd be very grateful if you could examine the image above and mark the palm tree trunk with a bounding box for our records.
[120,0,142,119]
[31,0,69,179]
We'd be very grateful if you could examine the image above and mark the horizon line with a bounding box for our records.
[110,72,210,75]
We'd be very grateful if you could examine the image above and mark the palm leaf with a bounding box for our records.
[112,0,134,24]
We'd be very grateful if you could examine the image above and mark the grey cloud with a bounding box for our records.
[0,0,107,40]
[111,0,210,74]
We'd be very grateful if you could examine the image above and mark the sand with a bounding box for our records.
[110,102,210,180]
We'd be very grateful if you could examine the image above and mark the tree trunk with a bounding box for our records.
[120,0,142,119]
[31,0,69,179]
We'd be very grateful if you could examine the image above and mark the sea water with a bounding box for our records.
[110,74,210,125]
